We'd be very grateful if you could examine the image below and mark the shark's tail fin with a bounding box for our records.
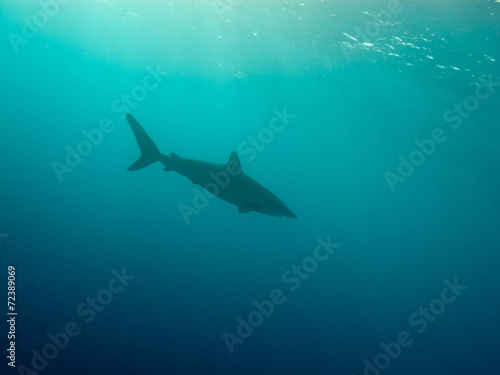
[126,113,163,171]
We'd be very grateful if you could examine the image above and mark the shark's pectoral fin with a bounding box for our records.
[238,203,254,214]
[187,177,200,185]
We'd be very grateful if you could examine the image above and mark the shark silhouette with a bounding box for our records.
[126,113,297,218]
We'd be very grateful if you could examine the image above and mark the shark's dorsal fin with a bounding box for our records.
[227,151,242,172]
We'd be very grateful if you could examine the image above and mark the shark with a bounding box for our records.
[125,113,297,218]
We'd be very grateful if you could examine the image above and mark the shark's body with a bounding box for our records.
[126,113,297,218]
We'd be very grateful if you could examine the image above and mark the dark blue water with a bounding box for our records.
[1,1,499,374]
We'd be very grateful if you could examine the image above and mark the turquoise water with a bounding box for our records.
[1,1,499,374]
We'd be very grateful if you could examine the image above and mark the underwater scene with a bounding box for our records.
[1,0,499,374]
